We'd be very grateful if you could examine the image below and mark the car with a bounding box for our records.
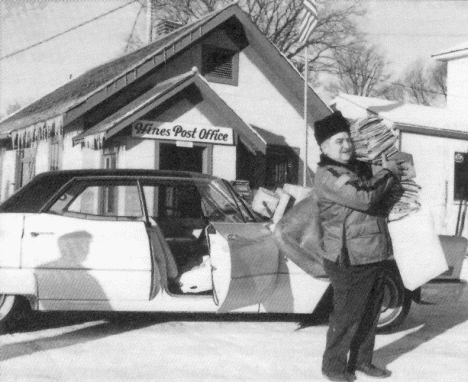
[0,169,413,332]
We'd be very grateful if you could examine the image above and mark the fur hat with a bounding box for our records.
[314,111,350,146]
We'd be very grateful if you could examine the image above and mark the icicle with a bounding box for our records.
[82,132,105,150]
[11,115,63,149]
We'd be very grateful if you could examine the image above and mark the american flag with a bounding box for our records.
[298,0,318,44]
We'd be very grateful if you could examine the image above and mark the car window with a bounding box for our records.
[45,179,143,220]
[142,182,203,219]
[197,182,243,221]
[0,173,73,213]
[142,179,253,223]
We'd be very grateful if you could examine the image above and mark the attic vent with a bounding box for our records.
[202,45,239,86]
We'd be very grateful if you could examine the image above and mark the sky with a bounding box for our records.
[361,1,468,73]
[1,0,468,116]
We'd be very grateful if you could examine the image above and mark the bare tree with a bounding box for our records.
[0,101,22,122]
[428,61,447,100]
[378,83,406,102]
[399,59,446,106]
[401,59,433,106]
[326,43,392,98]
[147,0,230,22]
[142,0,365,74]
[6,102,22,116]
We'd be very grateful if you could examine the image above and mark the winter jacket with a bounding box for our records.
[315,155,397,265]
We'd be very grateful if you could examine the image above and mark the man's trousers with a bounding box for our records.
[322,258,386,374]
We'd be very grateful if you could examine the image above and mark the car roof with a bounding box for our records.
[0,169,218,213]
[33,168,216,180]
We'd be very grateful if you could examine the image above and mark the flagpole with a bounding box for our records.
[303,46,309,186]
[299,0,318,186]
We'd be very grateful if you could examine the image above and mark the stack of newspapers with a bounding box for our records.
[383,178,421,221]
[350,116,399,161]
[350,116,421,221]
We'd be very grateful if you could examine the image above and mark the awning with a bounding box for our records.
[73,69,266,154]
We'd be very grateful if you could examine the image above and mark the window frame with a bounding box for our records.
[15,145,36,190]
[264,145,299,190]
[48,135,62,171]
[454,151,468,201]
[43,177,146,222]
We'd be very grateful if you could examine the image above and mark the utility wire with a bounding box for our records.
[367,32,468,37]
[363,74,468,102]
[2,0,467,102]
[314,63,465,101]
[330,75,468,103]
[124,1,145,53]
[330,73,468,113]
[0,0,138,61]
[372,75,450,99]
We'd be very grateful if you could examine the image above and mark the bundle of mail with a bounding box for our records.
[350,116,421,221]
[350,116,399,161]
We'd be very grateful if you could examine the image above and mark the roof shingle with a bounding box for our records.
[0,6,226,134]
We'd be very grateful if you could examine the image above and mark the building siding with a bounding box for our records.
[212,145,236,180]
[208,46,317,170]
[123,138,157,169]
[34,140,49,175]
[401,132,468,235]
[1,150,17,201]
[447,56,468,110]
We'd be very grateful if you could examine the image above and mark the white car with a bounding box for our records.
[0,170,412,332]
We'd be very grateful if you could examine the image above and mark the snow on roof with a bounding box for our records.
[432,40,468,61]
[0,9,223,135]
[334,93,468,133]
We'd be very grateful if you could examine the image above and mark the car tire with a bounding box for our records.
[0,294,21,333]
[377,266,412,332]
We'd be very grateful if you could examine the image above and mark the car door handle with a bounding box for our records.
[30,232,55,237]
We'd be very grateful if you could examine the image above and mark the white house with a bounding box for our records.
[0,3,330,202]
[333,92,468,237]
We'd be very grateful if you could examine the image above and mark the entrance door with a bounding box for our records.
[159,143,204,173]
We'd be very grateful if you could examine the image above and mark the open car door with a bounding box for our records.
[208,222,279,313]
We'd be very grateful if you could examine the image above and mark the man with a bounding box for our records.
[313,111,399,382]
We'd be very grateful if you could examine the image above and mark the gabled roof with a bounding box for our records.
[334,93,468,140]
[0,7,225,136]
[73,69,267,154]
[0,3,329,143]
[432,40,468,61]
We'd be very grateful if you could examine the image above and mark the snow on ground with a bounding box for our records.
[1,261,467,382]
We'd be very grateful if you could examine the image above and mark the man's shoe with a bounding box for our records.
[322,370,356,382]
[355,363,391,378]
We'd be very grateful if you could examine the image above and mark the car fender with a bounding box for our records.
[0,268,38,297]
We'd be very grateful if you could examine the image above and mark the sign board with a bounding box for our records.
[132,121,234,145]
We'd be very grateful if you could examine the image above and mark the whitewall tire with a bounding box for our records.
[377,267,412,332]
[0,294,18,332]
